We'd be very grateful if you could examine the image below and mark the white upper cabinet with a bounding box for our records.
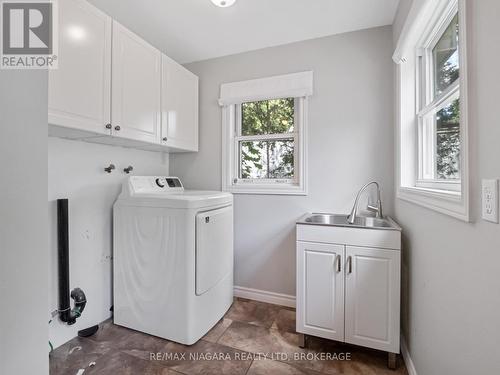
[48,0,112,136]
[161,55,199,151]
[48,1,198,152]
[111,21,161,144]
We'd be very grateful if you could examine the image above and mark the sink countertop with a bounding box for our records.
[296,213,402,231]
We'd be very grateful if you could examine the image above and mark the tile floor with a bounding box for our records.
[50,298,408,375]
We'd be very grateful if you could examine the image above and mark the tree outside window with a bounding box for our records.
[239,98,295,180]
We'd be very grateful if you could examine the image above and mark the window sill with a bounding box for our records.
[415,179,461,192]
[397,185,469,222]
[224,184,307,196]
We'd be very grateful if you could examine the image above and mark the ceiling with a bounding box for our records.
[88,0,400,64]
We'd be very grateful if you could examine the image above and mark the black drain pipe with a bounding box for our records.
[57,199,87,325]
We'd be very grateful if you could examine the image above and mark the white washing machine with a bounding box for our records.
[113,176,233,345]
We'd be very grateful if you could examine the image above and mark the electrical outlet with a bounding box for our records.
[482,179,499,223]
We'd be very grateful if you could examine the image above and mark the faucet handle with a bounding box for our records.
[367,201,383,218]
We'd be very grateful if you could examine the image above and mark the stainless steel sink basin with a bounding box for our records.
[303,214,350,225]
[297,213,401,231]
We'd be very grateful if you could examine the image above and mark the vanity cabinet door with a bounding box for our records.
[48,0,112,136]
[344,246,400,353]
[111,21,161,144]
[296,242,344,341]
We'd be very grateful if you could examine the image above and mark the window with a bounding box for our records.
[220,72,312,195]
[238,98,296,181]
[417,12,461,191]
[393,0,469,220]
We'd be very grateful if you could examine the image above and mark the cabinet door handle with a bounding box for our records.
[162,137,168,142]
[105,123,112,129]
[114,125,121,131]
[336,254,341,272]
[347,256,352,274]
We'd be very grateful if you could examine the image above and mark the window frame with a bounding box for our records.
[416,4,461,188]
[234,98,299,184]
[394,0,469,221]
[222,97,308,195]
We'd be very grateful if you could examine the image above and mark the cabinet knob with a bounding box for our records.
[105,124,112,129]
[162,137,168,142]
[114,125,121,131]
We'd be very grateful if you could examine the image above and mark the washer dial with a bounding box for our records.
[155,178,165,188]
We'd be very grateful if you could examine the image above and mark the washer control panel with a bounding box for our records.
[128,176,184,195]
[155,177,182,188]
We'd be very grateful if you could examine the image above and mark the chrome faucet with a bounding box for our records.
[347,182,383,225]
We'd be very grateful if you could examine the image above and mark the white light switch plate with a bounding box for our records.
[482,179,499,223]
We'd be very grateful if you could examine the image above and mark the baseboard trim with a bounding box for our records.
[234,286,296,308]
[400,335,417,375]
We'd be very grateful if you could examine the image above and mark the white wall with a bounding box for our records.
[393,1,500,374]
[0,71,49,374]
[48,137,168,348]
[171,26,395,297]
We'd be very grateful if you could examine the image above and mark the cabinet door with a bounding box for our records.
[48,0,112,136]
[161,55,199,151]
[111,21,161,144]
[296,242,344,341]
[345,246,400,353]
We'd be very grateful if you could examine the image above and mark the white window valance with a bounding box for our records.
[393,0,450,64]
[218,71,313,106]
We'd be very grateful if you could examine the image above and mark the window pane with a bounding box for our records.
[436,98,460,179]
[433,14,459,97]
[241,98,294,136]
[239,140,294,179]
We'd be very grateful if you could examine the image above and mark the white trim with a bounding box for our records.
[415,179,461,192]
[393,0,451,64]
[457,0,470,219]
[395,0,469,221]
[234,286,296,308]
[219,71,313,106]
[398,187,467,221]
[400,335,418,375]
[235,133,295,142]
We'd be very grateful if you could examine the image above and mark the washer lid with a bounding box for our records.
[116,176,232,209]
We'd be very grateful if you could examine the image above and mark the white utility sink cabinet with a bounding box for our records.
[48,0,198,153]
[296,219,401,367]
